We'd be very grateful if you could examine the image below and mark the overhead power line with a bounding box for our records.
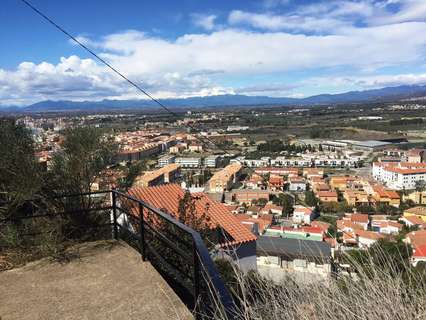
[20,0,231,155]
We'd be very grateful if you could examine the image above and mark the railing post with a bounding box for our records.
[193,240,200,315]
[139,203,146,261]
[112,190,118,240]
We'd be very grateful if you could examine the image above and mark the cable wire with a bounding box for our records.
[20,0,232,155]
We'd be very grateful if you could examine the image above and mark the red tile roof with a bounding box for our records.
[128,184,257,245]
[413,244,426,258]
[311,221,331,232]
[234,214,271,233]
[356,230,384,240]
[350,213,369,224]
[317,191,338,198]
[261,203,283,213]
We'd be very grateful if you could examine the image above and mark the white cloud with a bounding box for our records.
[96,23,426,77]
[191,14,217,31]
[305,73,426,89]
[372,0,426,25]
[228,10,349,33]
[2,1,426,105]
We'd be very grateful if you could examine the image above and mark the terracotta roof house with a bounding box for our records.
[356,230,384,248]
[128,184,257,272]
[260,203,283,215]
[317,191,338,203]
[245,174,263,189]
[412,244,426,266]
[399,215,425,229]
[268,175,285,190]
[405,230,426,247]
[234,214,272,235]
[311,221,331,233]
[233,190,270,205]
[293,206,317,225]
[404,207,426,222]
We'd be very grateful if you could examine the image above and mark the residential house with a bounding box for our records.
[407,149,425,163]
[399,215,425,229]
[268,175,285,191]
[404,206,426,223]
[343,213,369,230]
[403,191,426,205]
[372,185,401,207]
[264,226,324,241]
[356,230,385,248]
[292,206,316,225]
[317,191,338,203]
[235,214,273,236]
[311,221,331,233]
[188,144,203,152]
[245,174,264,190]
[233,190,270,205]
[329,176,356,191]
[260,203,283,215]
[303,168,324,179]
[288,177,306,192]
[128,184,257,272]
[343,190,370,206]
[158,154,176,167]
[313,182,331,193]
[412,244,426,266]
[256,237,332,283]
[373,221,403,235]
[169,143,187,154]
[246,206,261,215]
[404,230,426,247]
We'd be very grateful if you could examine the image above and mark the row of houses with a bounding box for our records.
[232,154,363,168]
[158,154,222,168]
[208,163,242,193]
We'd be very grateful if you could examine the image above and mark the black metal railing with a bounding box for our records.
[0,190,236,319]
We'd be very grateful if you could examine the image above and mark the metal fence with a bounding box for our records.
[0,190,236,319]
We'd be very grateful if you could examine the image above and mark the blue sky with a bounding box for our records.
[1,0,426,105]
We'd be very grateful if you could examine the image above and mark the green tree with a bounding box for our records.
[273,193,294,217]
[0,119,43,207]
[47,127,118,196]
[415,180,426,205]
[117,160,146,191]
[344,238,412,278]
[305,190,318,207]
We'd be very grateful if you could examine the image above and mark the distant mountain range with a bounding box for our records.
[2,84,426,112]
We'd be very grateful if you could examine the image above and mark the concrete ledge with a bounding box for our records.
[0,240,193,320]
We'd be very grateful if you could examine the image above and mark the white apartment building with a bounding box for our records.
[158,155,176,167]
[175,157,202,168]
[372,162,426,190]
[204,155,220,168]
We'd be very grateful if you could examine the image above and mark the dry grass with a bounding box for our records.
[207,246,426,320]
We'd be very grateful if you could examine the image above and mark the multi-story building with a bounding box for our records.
[208,163,242,193]
[157,154,176,167]
[134,164,181,187]
[204,155,220,168]
[372,162,426,190]
[175,157,202,168]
